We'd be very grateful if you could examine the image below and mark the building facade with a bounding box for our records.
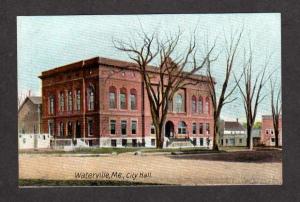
[39,57,214,148]
[261,115,282,146]
[219,120,247,147]
[18,96,42,134]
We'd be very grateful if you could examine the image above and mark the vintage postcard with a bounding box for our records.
[17,14,282,186]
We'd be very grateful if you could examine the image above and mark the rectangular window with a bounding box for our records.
[48,121,54,136]
[131,120,137,135]
[221,139,223,145]
[225,139,228,144]
[132,139,137,147]
[121,120,127,135]
[271,138,275,142]
[192,138,196,146]
[109,92,116,109]
[206,123,210,134]
[87,119,93,136]
[111,139,116,147]
[122,139,127,147]
[239,138,242,143]
[110,120,116,135]
[199,123,203,134]
[120,93,126,109]
[151,139,155,146]
[192,123,196,134]
[200,138,204,146]
[151,125,155,134]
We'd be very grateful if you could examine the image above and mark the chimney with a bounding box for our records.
[236,118,239,123]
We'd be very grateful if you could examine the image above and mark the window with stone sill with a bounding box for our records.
[192,95,197,113]
[110,120,116,135]
[175,94,184,113]
[121,120,127,135]
[178,121,187,134]
[130,88,137,110]
[192,123,197,134]
[87,85,95,111]
[120,87,127,110]
[76,89,81,111]
[131,120,137,135]
[109,86,117,109]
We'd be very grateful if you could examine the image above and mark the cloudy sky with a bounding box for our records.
[17,14,281,122]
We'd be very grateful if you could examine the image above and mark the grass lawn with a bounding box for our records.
[19,179,166,186]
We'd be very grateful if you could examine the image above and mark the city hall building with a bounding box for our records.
[39,57,214,148]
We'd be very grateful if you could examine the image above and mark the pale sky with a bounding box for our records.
[17,14,281,122]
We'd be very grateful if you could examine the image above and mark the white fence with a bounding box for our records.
[18,133,51,150]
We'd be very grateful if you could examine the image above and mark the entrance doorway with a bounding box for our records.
[75,121,81,138]
[165,121,174,138]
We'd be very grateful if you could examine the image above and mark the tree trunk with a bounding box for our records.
[247,125,253,150]
[155,123,165,149]
[274,129,279,147]
[212,118,219,151]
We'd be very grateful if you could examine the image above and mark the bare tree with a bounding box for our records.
[234,47,272,150]
[206,30,243,151]
[114,31,215,148]
[270,78,282,147]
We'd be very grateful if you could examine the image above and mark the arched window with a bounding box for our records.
[109,86,117,109]
[204,97,210,114]
[49,95,55,115]
[87,85,95,111]
[67,91,72,111]
[120,87,127,109]
[175,94,183,112]
[130,88,137,110]
[67,121,72,136]
[178,121,187,134]
[59,92,64,112]
[198,96,203,113]
[76,89,81,111]
[192,95,197,113]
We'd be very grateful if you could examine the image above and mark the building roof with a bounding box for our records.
[18,96,42,112]
[262,115,282,120]
[28,96,42,105]
[39,56,213,83]
[224,121,245,131]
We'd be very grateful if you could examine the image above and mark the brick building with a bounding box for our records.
[261,115,282,146]
[39,57,214,148]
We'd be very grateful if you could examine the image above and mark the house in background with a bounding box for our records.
[261,115,282,146]
[219,119,247,147]
[18,96,51,149]
[18,96,42,134]
[252,128,261,147]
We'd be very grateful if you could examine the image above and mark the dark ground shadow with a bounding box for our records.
[168,150,282,163]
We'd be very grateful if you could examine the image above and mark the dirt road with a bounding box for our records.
[19,151,282,185]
